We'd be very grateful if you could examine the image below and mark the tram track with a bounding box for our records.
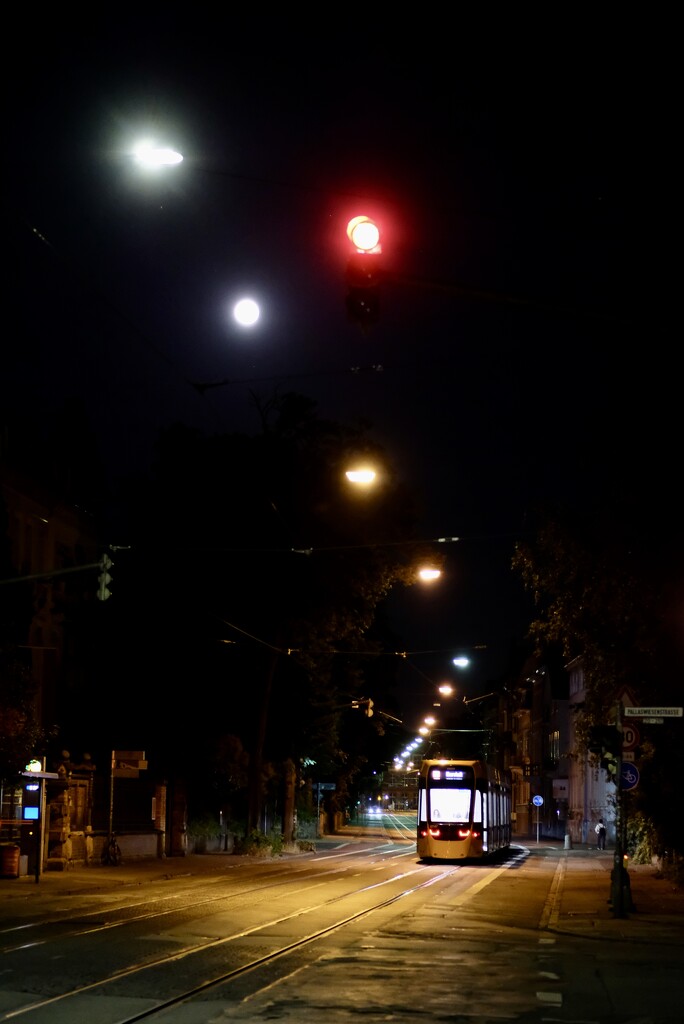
[0,858,460,1024]
[0,841,414,954]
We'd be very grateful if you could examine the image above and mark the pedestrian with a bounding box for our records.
[595,817,606,850]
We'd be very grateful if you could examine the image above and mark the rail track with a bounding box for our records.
[3,835,503,1024]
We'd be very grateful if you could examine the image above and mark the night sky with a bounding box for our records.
[4,16,676,730]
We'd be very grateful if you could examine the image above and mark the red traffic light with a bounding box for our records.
[347,216,381,254]
[345,216,382,327]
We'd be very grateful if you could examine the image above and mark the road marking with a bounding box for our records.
[538,856,566,931]
[448,865,509,905]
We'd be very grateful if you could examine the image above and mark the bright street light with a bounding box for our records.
[418,567,441,582]
[233,298,260,326]
[452,656,470,669]
[345,467,376,485]
[131,140,183,168]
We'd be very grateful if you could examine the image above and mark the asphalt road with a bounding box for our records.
[1,836,683,1023]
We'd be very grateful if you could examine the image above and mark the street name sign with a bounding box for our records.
[623,707,682,718]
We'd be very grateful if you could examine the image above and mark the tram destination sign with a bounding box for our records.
[623,707,682,718]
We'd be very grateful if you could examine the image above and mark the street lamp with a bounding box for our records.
[131,140,183,168]
[233,297,260,326]
[345,466,376,486]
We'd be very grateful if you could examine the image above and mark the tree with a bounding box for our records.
[512,499,684,853]
[513,498,681,713]
[103,392,443,838]
[0,654,45,784]
[0,495,47,785]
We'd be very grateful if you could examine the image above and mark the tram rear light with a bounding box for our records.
[457,829,471,839]
[429,827,442,838]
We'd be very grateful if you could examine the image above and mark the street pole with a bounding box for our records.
[610,704,629,918]
[611,764,625,916]
[108,751,115,841]
[36,774,46,884]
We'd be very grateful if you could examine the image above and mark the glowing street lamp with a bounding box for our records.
[345,466,377,486]
[233,297,260,326]
[132,140,183,168]
[418,567,441,582]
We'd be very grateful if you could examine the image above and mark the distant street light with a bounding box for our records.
[418,567,441,582]
[452,656,470,669]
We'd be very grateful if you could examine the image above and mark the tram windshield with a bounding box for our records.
[428,787,471,823]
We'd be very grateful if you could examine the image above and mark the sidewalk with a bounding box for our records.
[2,838,683,946]
[548,841,684,945]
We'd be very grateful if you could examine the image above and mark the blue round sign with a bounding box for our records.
[620,763,640,791]
[532,795,544,806]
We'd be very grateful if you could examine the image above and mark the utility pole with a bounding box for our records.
[610,703,632,918]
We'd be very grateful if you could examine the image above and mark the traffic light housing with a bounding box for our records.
[97,553,113,601]
[345,216,382,327]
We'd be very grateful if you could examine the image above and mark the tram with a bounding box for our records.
[417,759,512,861]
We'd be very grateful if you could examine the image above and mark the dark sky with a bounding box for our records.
[4,16,675,729]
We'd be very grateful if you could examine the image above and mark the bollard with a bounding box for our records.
[564,833,572,850]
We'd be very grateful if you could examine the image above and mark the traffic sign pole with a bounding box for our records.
[532,795,543,844]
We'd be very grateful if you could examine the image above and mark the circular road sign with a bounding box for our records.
[532,795,544,806]
[622,723,640,751]
[620,763,640,791]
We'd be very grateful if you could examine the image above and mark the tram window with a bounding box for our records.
[430,788,471,822]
